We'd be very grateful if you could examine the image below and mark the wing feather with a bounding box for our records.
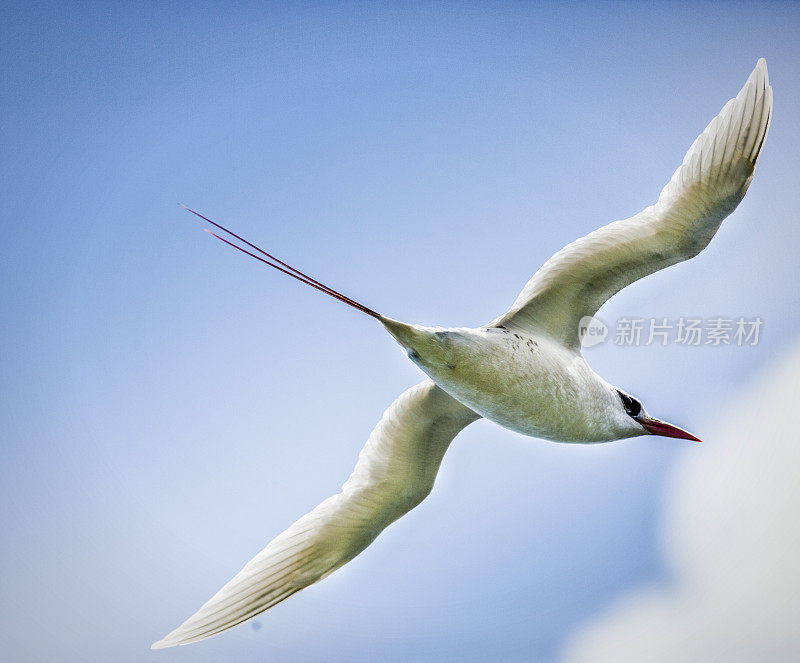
[152,380,479,648]
[492,59,772,348]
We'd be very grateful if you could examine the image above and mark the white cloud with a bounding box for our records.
[562,341,800,663]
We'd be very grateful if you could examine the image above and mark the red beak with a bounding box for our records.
[636,416,702,442]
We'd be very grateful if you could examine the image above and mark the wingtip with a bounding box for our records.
[751,58,770,90]
[743,58,766,87]
[151,633,187,650]
[151,627,185,649]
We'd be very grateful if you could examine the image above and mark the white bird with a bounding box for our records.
[154,59,772,648]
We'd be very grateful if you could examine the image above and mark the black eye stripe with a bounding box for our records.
[617,391,642,417]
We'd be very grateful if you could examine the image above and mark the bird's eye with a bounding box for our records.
[618,391,642,417]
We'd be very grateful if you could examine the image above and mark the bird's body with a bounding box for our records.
[381,320,631,442]
[154,59,772,649]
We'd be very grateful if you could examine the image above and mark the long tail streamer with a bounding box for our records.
[182,206,381,318]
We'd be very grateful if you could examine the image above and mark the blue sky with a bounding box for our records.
[2,2,799,661]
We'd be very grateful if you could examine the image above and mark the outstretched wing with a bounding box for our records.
[492,59,772,349]
[152,380,479,649]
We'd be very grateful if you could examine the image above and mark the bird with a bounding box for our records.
[153,59,772,648]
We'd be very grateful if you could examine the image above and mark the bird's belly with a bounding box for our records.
[439,370,577,442]
[412,330,609,443]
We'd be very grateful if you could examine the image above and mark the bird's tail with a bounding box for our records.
[182,206,382,319]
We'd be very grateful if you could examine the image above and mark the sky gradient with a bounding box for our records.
[2,3,799,661]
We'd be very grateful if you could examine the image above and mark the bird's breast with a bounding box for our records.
[407,327,614,443]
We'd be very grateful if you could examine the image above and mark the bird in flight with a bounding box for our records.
[154,60,772,648]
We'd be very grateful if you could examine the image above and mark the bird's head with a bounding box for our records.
[612,389,701,442]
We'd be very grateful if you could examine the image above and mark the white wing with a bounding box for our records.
[152,380,479,649]
[492,59,772,349]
